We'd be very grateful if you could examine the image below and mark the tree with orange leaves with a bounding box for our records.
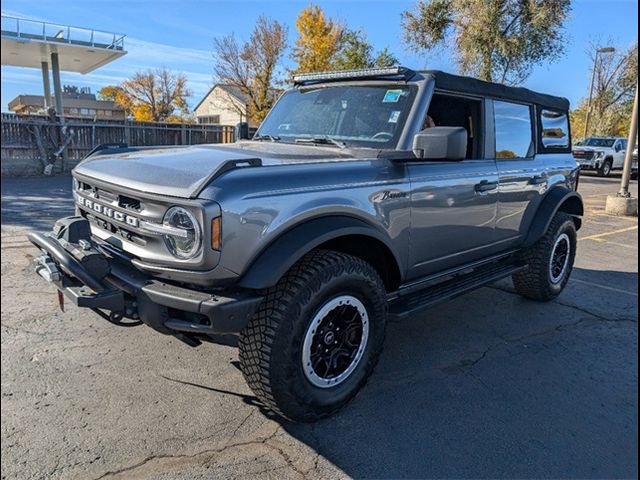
[290,4,344,75]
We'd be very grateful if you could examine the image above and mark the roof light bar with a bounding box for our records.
[293,66,414,85]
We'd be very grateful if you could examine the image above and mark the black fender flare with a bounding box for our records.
[237,215,402,290]
[523,187,583,248]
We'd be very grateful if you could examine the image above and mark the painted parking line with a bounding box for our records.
[585,238,639,249]
[579,225,638,241]
[571,278,637,297]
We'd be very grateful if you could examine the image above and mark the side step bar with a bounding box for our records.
[388,259,525,321]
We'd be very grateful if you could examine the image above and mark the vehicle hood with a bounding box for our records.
[572,146,609,153]
[73,142,361,198]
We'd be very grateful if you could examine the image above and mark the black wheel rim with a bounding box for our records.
[302,296,369,388]
[549,233,571,284]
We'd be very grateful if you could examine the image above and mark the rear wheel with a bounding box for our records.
[238,250,387,422]
[513,212,577,301]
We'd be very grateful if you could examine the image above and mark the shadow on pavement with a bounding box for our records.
[1,175,74,231]
[165,266,637,478]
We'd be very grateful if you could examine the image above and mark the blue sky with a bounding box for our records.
[1,0,638,112]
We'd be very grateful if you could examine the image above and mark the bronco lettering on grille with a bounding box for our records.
[76,195,139,227]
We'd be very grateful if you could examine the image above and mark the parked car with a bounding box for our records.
[29,67,583,422]
[572,136,628,176]
[632,145,638,180]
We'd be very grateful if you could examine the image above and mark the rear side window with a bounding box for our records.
[540,109,570,149]
[493,101,533,158]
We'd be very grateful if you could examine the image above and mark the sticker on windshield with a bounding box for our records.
[388,111,401,123]
[383,89,403,103]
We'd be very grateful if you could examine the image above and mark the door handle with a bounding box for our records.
[474,180,498,192]
[529,175,548,185]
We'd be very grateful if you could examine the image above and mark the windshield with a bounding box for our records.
[256,85,417,149]
[582,137,616,147]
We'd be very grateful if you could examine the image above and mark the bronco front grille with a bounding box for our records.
[73,180,151,246]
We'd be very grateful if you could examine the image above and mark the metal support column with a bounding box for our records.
[50,52,64,118]
[618,83,638,198]
[41,61,51,110]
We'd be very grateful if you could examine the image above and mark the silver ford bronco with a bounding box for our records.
[30,67,583,421]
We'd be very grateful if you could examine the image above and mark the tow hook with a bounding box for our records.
[34,255,61,283]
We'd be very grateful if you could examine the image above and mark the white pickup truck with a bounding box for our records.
[573,136,628,177]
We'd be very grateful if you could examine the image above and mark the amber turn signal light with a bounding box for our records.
[211,216,221,251]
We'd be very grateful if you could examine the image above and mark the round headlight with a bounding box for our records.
[162,207,202,259]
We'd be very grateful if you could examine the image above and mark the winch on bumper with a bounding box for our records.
[29,216,263,346]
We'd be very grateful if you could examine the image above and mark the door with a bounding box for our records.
[407,93,499,280]
[492,100,546,246]
[613,139,627,169]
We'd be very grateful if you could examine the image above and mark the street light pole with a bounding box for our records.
[605,81,638,216]
[583,47,615,139]
[618,83,638,198]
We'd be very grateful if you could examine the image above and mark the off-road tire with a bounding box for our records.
[598,159,612,177]
[513,212,577,301]
[238,249,387,422]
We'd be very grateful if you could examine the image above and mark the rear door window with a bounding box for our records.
[540,109,570,149]
[493,101,533,158]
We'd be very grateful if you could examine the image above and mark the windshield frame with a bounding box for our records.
[254,79,427,151]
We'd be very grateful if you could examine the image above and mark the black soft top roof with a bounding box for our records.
[423,70,569,111]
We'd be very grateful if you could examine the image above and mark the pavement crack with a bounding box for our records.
[94,425,282,479]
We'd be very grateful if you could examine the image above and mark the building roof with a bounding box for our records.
[194,84,281,113]
[8,94,124,112]
[423,70,570,111]
[194,84,248,112]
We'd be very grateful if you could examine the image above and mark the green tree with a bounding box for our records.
[401,0,571,84]
[334,29,399,70]
[214,16,288,123]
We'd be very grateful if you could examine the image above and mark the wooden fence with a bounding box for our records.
[1,113,239,177]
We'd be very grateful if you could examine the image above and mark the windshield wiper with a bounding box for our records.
[254,134,280,142]
[295,136,347,149]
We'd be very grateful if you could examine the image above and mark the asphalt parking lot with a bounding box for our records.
[1,173,637,479]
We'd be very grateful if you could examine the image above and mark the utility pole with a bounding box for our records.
[605,82,638,216]
[584,47,615,139]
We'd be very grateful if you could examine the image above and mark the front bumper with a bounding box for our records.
[575,158,600,170]
[29,219,263,342]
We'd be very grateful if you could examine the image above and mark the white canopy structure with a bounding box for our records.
[1,15,127,116]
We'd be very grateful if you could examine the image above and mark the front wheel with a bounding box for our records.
[513,212,577,301]
[238,250,387,422]
[598,159,612,177]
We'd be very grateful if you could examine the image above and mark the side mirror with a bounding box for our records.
[235,122,250,140]
[412,126,467,160]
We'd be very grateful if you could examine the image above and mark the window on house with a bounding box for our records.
[199,115,221,124]
[494,100,533,158]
